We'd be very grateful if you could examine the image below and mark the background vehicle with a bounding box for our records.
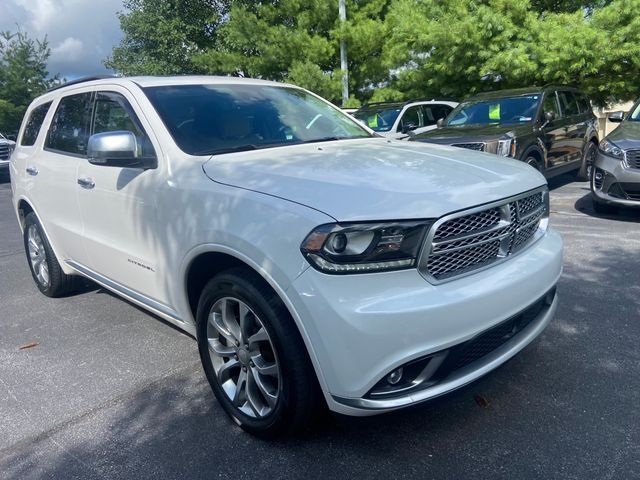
[0,133,16,171]
[590,102,640,213]
[11,76,561,437]
[352,99,457,139]
[411,86,599,179]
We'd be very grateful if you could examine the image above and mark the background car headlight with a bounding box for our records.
[301,220,433,274]
[599,139,624,160]
[497,138,515,157]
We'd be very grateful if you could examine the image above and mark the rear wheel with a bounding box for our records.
[196,267,323,437]
[23,212,76,297]
[578,142,597,180]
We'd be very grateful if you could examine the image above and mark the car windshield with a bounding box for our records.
[629,102,640,121]
[445,95,541,127]
[353,106,402,132]
[143,84,371,155]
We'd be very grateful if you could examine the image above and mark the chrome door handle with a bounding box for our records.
[77,177,95,189]
[26,166,38,176]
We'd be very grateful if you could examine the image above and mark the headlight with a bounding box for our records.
[599,139,624,160]
[301,220,433,274]
[497,138,515,157]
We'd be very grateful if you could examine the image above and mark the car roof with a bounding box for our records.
[357,99,457,111]
[465,85,579,101]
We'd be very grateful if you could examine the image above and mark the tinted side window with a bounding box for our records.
[423,105,453,125]
[21,102,52,146]
[542,92,560,119]
[92,92,155,158]
[46,93,93,155]
[400,105,423,130]
[577,93,592,114]
[558,91,580,117]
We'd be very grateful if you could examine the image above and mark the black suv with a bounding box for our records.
[411,86,599,179]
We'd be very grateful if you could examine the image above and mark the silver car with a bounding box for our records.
[591,102,640,213]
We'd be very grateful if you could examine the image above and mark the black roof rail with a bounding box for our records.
[47,75,119,93]
[360,97,459,109]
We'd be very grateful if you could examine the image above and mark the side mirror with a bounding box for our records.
[87,131,156,169]
[436,118,445,128]
[402,122,418,134]
[545,111,556,123]
[608,111,624,123]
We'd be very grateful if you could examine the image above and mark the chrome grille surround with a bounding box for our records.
[418,187,549,284]
[451,142,485,152]
[624,149,640,169]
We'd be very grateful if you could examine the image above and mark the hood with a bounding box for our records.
[606,121,640,150]
[412,123,532,144]
[202,138,545,221]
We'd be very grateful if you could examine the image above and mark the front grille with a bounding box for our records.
[451,142,485,152]
[626,149,640,169]
[0,144,9,160]
[421,189,547,282]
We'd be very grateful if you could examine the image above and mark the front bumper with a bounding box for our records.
[287,229,563,416]
[591,152,640,207]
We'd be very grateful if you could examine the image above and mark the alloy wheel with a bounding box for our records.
[27,225,49,287]
[207,297,280,418]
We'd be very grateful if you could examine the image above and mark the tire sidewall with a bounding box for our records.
[23,213,54,295]
[196,272,293,435]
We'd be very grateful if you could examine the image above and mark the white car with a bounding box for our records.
[10,76,562,437]
[0,133,16,171]
[352,100,458,139]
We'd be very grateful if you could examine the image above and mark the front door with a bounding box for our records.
[539,91,568,169]
[76,87,167,304]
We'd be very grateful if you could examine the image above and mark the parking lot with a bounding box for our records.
[0,168,639,479]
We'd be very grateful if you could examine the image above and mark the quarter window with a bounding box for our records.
[21,102,52,146]
[46,93,93,155]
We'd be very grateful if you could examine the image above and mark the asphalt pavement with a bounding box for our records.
[0,167,639,479]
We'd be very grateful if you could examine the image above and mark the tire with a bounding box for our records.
[23,212,76,297]
[525,155,542,173]
[578,141,597,181]
[196,267,323,438]
[592,197,618,215]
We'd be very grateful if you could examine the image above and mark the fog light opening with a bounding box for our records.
[386,367,403,385]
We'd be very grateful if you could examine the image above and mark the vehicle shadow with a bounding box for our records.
[547,172,581,191]
[574,191,640,223]
[2,242,639,479]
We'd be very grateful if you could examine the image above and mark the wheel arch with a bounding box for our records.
[181,245,330,396]
[522,145,545,170]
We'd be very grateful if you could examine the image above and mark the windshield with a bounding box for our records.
[445,95,541,127]
[353,106,402,132]
[629,102,640,121]
[143,84,371,155]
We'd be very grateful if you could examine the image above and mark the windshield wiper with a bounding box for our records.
[194,144,259,156]
[299,136,354,145]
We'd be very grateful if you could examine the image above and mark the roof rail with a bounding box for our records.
[47,75,119,93]
[361,97,458,109]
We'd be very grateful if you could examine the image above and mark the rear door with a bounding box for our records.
[557,90,583,164]
[75,87,167,304]
[539,91,568,169]
[32,91,93,263]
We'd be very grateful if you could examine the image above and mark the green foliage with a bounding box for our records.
[105,0,228,75]
[107,0,640,107]
[0,31,55,135]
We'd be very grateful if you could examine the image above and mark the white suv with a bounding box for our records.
[10,76,562,437]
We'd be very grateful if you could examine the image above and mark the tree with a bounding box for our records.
[0,30,55,135]
[104,0,229,75]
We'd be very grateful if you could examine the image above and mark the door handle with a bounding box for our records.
[26,166,38,176]
[77,177,95,189]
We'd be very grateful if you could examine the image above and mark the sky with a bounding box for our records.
[1,0,124,80]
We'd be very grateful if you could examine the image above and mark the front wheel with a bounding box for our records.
[196,267,323,437]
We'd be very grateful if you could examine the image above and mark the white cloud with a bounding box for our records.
[1,0,124,79]
[51,37,83,61]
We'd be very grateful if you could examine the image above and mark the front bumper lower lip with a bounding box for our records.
[331,291,558,411]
